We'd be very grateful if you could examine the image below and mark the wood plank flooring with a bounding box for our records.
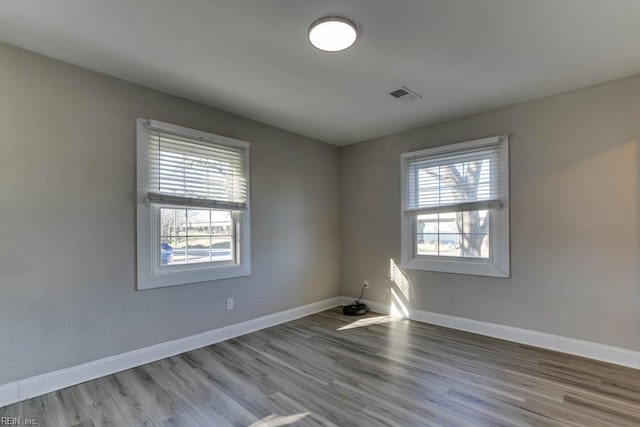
[2,308,640,426]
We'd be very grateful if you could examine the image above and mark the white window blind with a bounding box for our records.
[402,138,507,215]
[144,122,249,210]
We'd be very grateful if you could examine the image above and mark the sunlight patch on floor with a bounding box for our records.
[337,315,397,330]
[249,412,311,426]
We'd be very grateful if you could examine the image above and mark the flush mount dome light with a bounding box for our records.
[308,16,358,52]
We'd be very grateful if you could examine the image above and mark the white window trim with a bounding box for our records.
[400,135,510,278]
[136,119,251,290]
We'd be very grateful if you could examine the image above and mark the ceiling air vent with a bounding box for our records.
[389,86,422,103]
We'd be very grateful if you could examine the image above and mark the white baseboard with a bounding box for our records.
[341,296,640,369]
[0,297,341,408]
[4,295,637,409]
[0,383,19,409]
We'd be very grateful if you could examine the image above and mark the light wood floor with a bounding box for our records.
[2,308,640,426]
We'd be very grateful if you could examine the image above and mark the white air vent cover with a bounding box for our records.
[389,86,422,103]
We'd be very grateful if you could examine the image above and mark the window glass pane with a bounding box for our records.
[161,235,187,266]
[186,235,212,264]
[211,236,233,262]
[160,236,176,266]
[417,213,438,233]
[176,209,187,238]
[160,208,235,266]
[416,210,490,258]
[187,209,211,235]
[439,234,461,257]
[462,234,490,258]
[416,214,438,256]
[461,210,490,258]
[461,210,489,235]
[211,211,233,236]
[438,212,459,233]
[417,233,438,256]
[160,208,186,237]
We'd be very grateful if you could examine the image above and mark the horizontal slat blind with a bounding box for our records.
[145,125,248,210]
[402,140,506,215]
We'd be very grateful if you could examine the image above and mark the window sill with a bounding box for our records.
[138,263,250,290]
[402,257,509,278]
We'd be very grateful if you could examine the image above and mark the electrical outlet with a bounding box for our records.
[363,280,369,288]
[226,298,234,311]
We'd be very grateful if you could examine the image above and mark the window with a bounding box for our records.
[400,136,509,277]
[137,119,250,289]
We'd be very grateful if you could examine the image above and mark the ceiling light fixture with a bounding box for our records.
[308,16,358,52]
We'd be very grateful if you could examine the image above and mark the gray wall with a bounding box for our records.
[0,43,341,384]
[2,38,639,385]
[341,75,640,351]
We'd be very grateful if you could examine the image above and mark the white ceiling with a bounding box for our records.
[1,1,640,146]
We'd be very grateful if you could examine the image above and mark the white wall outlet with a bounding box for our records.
[363,280,369,288]
[226,298,234,311]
